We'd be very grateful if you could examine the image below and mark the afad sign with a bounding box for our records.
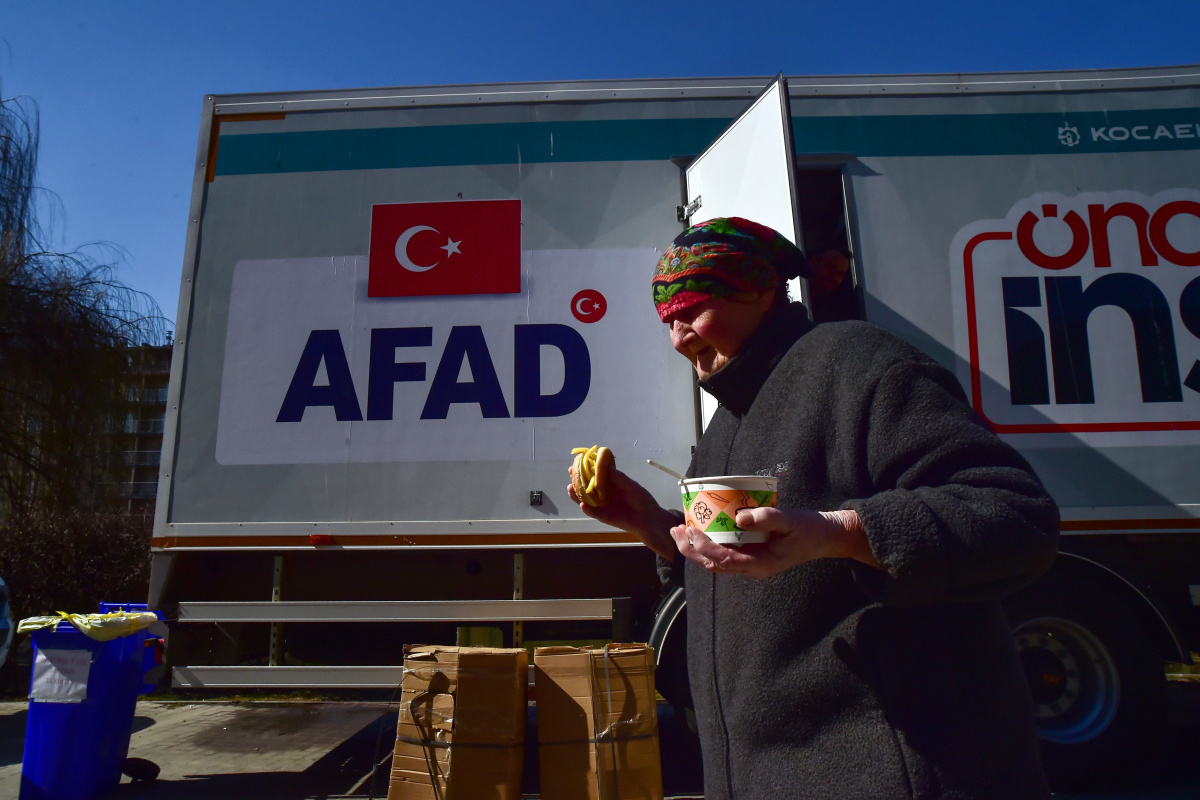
[951,190,1200,436]
[215,199,670,465]
[275,199,587,425]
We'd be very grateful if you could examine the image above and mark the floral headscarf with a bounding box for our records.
[652,217,808,322]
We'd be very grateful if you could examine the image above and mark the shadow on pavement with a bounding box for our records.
[0,708,27,768]
[112,771,313,800]
[109,709,399,800]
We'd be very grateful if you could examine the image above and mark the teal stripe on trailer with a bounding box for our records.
[791,107,1200,157]
[214,118,732,176]
[213,107,1200,176]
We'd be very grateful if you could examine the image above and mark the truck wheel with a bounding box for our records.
[648,588,704,795]
[1003,569,1168,790]
[648,587,693,716]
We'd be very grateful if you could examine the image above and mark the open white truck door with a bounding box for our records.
[681,75,804,429]
[651,77,808,710]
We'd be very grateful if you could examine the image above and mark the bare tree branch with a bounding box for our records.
[1,77,167,517]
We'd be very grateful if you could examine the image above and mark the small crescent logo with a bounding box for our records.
[571,289,607,323]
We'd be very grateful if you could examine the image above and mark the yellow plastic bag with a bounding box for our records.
[17,610,159,641]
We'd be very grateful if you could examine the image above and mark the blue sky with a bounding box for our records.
[2,0,1197,328]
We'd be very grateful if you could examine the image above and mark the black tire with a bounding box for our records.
[648,588,704,797]
[648,587,693,715]
[1003,567,1168,791]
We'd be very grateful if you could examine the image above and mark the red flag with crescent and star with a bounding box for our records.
[367,199,521,297]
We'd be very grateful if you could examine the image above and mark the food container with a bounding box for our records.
[679,476,778,545]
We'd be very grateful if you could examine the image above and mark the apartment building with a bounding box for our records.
[114,339,173,515]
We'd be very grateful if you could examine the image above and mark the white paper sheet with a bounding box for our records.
[30,647,91,703]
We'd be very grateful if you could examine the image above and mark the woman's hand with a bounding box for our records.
[567,466,679,560]
[671,507,881,580]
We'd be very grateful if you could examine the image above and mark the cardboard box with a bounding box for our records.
[388,645,528,800]
[535,644,662,800]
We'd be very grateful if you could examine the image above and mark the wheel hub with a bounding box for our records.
[1019,644,1073,707]
[1012,617,1121,744]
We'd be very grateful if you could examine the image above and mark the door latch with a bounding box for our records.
[676,196,702,223]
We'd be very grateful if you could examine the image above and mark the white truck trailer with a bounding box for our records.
[155,66,1200,786]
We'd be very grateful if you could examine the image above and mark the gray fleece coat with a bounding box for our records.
[661,303,1059,800]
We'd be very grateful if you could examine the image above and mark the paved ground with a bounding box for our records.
[0,699,705,799]
[1,701,399,799]
[1,686,1197,799]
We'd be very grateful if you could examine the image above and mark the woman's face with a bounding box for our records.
[666,291,775,379]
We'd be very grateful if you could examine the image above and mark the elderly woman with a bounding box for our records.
[569,217,1059,800]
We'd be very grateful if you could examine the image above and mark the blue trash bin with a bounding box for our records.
[19,603,163,800]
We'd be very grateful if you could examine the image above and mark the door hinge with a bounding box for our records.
[676,195,702,223]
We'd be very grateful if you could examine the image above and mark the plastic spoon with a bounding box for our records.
[646,460,685,481]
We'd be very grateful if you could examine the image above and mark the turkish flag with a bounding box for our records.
[368,199,521,297]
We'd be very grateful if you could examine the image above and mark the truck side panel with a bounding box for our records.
[791,86,1200,518]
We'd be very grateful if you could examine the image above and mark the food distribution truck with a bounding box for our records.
[154,65,1200,786]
